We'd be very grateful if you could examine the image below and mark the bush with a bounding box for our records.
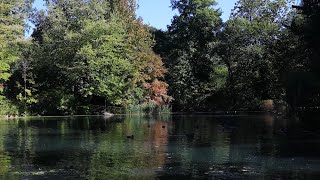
[126,102,172,115]
[260,99,274,112]
[32,90,76,116]
[0,96,19,116]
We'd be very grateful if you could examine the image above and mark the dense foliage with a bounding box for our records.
[154,0,319,112]
[0,0,319,115]
[0,0,33,115]
[287,0,320,109]
[2,0,170,115]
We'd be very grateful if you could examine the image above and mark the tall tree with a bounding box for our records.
[30,0,168,115]
[0,0,32,93]
[220,0,295,109]
[285,0,320,109]
[0,0,33,114]
[294,0,320,71]
[165,0,223,111]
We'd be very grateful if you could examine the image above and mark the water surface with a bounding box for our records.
[0,114,319,179]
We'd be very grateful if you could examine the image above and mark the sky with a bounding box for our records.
[136,0,237,30]
[30,0,237,31]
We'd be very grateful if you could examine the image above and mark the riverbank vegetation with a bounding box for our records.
[0,0,319,116]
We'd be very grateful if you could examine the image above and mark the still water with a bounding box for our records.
[0,114,319,179]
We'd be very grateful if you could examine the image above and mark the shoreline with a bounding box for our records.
[0,111,276,120]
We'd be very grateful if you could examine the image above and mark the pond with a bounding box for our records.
[0,114,319,179]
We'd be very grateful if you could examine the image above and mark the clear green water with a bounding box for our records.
[0,114,319,179]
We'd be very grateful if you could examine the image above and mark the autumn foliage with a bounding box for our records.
[144,79,173,106]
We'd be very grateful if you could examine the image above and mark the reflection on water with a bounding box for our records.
[0,114,319,179]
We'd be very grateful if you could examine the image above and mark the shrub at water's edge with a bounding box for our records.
[0,96,18,117]
[126,102,172,115]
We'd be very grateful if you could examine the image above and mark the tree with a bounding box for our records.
[165,0,223,111]
[294,0,320,71]
[75,17,136,106]
[284,0,320,109]
[0,0,32,93]
[6,40,38,115]
[0,0,33,115]
[220,0,295,109]
[30,0,168,115]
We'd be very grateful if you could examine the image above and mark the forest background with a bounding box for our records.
[0,0,319,116]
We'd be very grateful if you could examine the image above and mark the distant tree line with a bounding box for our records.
[0,0,319,115]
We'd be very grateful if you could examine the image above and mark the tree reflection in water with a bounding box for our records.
[0,114,319,179]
